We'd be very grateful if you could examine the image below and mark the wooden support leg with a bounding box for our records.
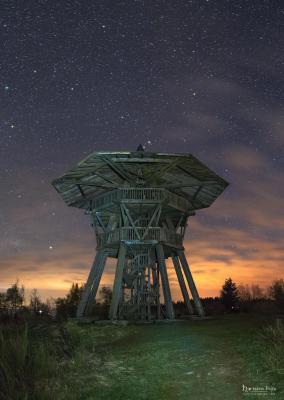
[156,244,175,319]
[77,251,107,317]
[172,255,194,315]
[178,250,205,317]
[109,243,127,320]
[152,266,161,319]
[85,253,108,315]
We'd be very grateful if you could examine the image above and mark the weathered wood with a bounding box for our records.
[76,251,107,317]
[178,250,205,317]
[156,244,175,319]
[85,252,108,315]
[53,148,228,320]
[172,255,194,315]
[109,243,127,320]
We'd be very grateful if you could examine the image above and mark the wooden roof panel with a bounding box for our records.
[51,150,229,210]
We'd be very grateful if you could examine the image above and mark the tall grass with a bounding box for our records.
[259,319,284,375]
[0,322,65,400]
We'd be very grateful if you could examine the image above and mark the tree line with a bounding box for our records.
[0,278,283,320]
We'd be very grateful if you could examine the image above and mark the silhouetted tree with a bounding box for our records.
[29,289,42,312]
[0,293,7,315]
[238,284,251,302]
[269,279,284,310]
[220,278,239,312]
[6,281,25,311]
[251,284,264,300]
[99,286,112,305]
[56,283,84,319]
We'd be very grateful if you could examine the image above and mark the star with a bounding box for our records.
[0,0,282,308]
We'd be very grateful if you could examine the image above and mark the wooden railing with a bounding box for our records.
[92,187,191,212]
[120,188,165,201]
[96,227,182,248]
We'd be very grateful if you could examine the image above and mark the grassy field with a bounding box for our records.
[0,314,283,399]
[51,314,283,400]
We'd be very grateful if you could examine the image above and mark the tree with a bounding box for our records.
[56,283,84,319]
[220,278,239,312]
[251,284,264,300]
[29,289,42,312]
[238,284,251,302]
[269,279,284,309]
[66,283,84,315]
[0,293,7,309]
[6,281,25,310]
[238,284,265,302]
[89,286,113,319]
[99,286,112,305]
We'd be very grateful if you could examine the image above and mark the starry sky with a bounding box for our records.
[1,0,283,301]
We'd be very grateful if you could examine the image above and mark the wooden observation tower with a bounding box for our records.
[52,146,228,320]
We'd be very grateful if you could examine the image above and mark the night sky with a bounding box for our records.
[1,1,283,300]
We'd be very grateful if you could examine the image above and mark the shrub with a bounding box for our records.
[259,319,284,375]
[0,321,70,400]
[268,279,284,311]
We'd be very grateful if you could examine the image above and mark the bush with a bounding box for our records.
[0,321,71,400]
[202,297,226,315]
[259,319,284,375]
[269,279,284,311]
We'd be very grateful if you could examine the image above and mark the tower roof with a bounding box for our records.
[52,149,229,210]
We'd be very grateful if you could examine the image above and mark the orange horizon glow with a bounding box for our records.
[1,149,283,302]
[1,224,283,302]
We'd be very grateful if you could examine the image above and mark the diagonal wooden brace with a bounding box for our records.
[178,250,205,317]
[172,255,194,315]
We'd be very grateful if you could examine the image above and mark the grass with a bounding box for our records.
[0,320,70,400]
[54,314,283,400]
[259,319,284,375]
[1,314,283,399]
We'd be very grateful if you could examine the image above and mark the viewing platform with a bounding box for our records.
[96,226,183,249]
[91,187,193,213]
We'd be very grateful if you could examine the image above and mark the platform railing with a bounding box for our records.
[92,187,191,212]
[96,227,183,248]
[120,188,165,201]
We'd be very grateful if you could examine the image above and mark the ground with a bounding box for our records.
[54,314,283,400]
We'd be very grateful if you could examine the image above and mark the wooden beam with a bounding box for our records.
[178,250,205,317]
[109,243,127,320]
[156,244,175,319]
[121,203,141,240]
[85,252,108,314]
[76,251,107,317]
[95,213,106,233]
[141,205,161,240]
[172,255,194,315]
[100,156,133,183]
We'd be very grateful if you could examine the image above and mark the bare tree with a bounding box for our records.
[238,284,251,302]
[29,289,42,312]
[251,284,264,300]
